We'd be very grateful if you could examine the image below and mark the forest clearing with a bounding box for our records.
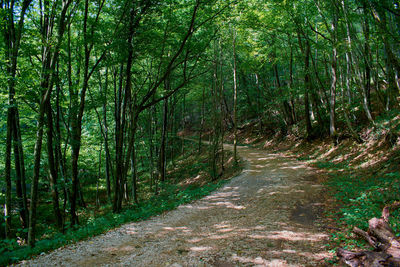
[1,0,400,266]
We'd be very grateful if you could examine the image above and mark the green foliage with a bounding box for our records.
[0,178,229,266]
[321,159,400,249]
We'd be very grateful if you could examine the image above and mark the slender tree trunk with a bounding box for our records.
[274,64,294,125]
[160,98,168,182]
[70,0,106,220]
[329,12,338,142]
[288,42,297,123]
[342,0,374,122]
[233,28,238,165]
[28,0,72,244]
[304,40,313,138]
[113,64,125,213]
[70,128,80,224]
[130,129,138,205]
[4,106,13,238]
[198,87,205,153]
[55,69,68,230]
[96,143,102,207]
[211,61,219,180]
[181,94,186,156]
[363,3,372,112]
[12,110,28,231]
[2,0,33,239]
[28,103,46,247]
[102,69,112,202]
[341,62,363,143]
[219,40,225,172]
[148,109,155,191]
[371,2,399,109]
[45,99,63,230]
[169,96,176,166]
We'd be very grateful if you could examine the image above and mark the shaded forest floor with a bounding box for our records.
[18,143,330,266]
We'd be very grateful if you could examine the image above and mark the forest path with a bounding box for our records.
[20,145,330,267]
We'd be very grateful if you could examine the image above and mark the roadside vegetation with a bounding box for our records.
[1,139,241,265]
[2,0,400,265]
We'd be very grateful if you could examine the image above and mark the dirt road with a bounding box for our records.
[20,145,330,266]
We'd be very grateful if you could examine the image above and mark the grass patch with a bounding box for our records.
[325,171,400,231]
[0,142,242,266]
[0,179,231,266]
[318,160,400,254]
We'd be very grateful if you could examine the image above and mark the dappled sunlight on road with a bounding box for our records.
[189,246,213,252]
[21,145,330,267]
[98,146,329,266]
[265,230,328,242]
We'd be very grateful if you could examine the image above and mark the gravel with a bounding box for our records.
[18,145,330,267]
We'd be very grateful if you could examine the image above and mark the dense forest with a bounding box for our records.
[1,0,400,265]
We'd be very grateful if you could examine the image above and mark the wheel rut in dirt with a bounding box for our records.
[20,145,330,266]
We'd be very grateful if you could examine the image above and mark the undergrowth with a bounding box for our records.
[317,160,400,254]
[0,179,230,266]
[0,141,242,266]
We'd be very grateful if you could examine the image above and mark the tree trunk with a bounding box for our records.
[12,110,28,231]
[219,39,225,173]
[45,99,63,230]
[96,143,102,207]
[363,2,372,112]
[70,128,81,225]
[198,86,205,153]
[28,103,46,247]
[329,12,338,142]
[181,94,186,156]
[148,108,155,192]
[274,63,294,126]
[55,66,68,231]
[2,0,33,239]
[233,28,238,165]
[288,41,297,123]
[28,0,72,244]
[102,69,112,202]
[113,64,126,213]
[341,57,363,144]
[304,40,313,139]
[4,106,13,239]
[342,0,374,123]
[210,62,219,180]
[160,97,168,182]
[130,130,139,205]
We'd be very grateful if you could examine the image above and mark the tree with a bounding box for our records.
[1,0,33,238]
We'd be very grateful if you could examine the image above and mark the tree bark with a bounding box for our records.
[12,110,28,231]
[233,28,238,165]
[28,103,46,247]
[159,96,168,182]
[45,99,63,230]
[329,10,338,142]
[130,129,139,205]
[198,86,205,153]
[274,63,294,126]
[4,106,13,239]
[102,69,112,202]
[304,40,314,139]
